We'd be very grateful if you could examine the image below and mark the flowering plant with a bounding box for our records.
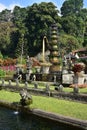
[72,63,85,73]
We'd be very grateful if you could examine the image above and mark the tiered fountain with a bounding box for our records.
[48,22,62,82]
[49,22,60,73]
[35,22,62,82]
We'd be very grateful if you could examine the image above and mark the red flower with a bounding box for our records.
[72,63,85,73]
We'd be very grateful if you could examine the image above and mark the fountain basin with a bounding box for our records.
[0,100,86,130]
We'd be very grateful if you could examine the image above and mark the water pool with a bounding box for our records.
[0,106,83,130]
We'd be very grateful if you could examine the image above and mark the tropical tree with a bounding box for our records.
[15,33,28,58]
[60,0,85,47]
[0,21,16,56]
[0,9,12,22]
[80,8,87,47]
[59,34,79,55]
[25,2,61,56]
[61,0,83,16]
[12,6,28,57]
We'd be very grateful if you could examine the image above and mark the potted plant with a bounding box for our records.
[72,63,85,76]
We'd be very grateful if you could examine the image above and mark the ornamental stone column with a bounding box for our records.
[49,22,60,73]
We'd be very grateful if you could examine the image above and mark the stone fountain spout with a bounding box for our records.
[20,89,33,106]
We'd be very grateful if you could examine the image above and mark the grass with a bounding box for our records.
[0,90,21,102]
[63,87,87,93]
[32,96,87,120]
[0,90,87,120]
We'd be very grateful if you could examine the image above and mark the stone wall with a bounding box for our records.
[62,73,87,85]
[0,81,87,103]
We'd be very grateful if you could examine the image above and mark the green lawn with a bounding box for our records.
[63,87,87,93]
[0,90,87,120]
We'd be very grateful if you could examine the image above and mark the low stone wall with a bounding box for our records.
[62,73,87,85]
[0,79,87,103]
[51,92,87,103]
[31,72,62,82]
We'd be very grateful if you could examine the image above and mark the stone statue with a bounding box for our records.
[26,55,33,81]
[20,89,32,106]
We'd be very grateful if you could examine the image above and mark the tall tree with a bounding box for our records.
[0,21,16,56]
[15,33,28,58]
[59,34,79,55]
[80,8,87,47]
[0,9,12,22]
[61,0,85,48]
[12,6,28,57]
[61,0,83,16]
[25,2,61,56]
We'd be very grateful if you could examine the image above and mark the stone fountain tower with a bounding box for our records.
[49,22,60,73]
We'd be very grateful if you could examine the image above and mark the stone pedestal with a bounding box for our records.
[40,62,51,74]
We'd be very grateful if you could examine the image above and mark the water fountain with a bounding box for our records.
[47,22,62,83]
[40,35,51,74]
[0,106,81,130]
[31,22,62,82]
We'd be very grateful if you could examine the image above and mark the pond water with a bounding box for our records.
[0,106,82,130]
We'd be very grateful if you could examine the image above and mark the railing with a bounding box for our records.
[0,79,87,103]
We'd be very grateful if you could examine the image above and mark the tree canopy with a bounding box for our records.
[0,1,86,58]
[25,2,60,55]
[61,0,83,16]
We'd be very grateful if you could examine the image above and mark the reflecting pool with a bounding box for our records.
[0,106,82,130]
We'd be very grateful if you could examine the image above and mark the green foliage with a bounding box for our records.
[26,2,60,55]
[17,56,26,64]
[0,1,86,57]
[59,34,79,54]
[61,0,83,16]
[0,51,3,59]
[0,69,5,76]
[32,67,36,73]
[61,0,85,47]
[0,9,12,22]
[0,21,17,56]
[83,35,87,47]
[61,15,85,38]
[12,6,27,29]
[12,6,28,58]
[15,34,28,58]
